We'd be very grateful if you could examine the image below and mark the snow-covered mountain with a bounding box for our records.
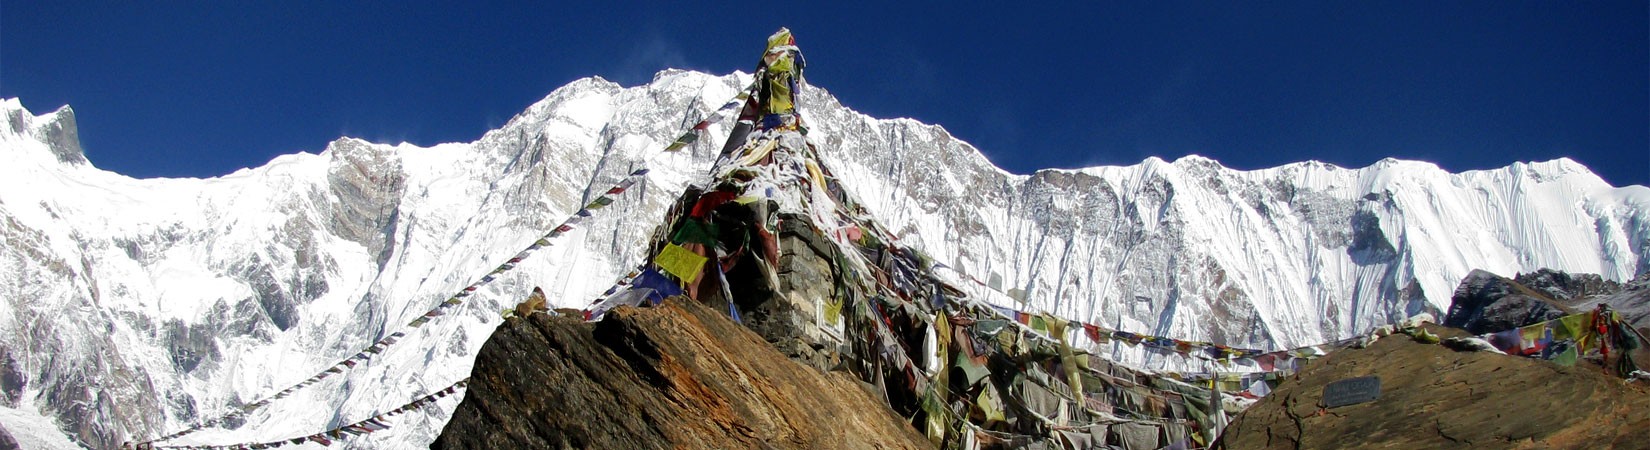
[2,70,1646,449]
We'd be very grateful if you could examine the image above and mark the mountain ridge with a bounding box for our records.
[0,69,1646,448]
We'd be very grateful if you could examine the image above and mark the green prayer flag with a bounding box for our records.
[1555,314,1587,340]
[664,133,697,152]
[1551,343,1579,366]
[1031,314,1050,335]
[670,219,720,245]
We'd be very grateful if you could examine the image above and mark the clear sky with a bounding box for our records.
[4,1,1646,186]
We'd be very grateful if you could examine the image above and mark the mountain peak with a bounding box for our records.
[1509,157,1599,183]
[2,99,87,166]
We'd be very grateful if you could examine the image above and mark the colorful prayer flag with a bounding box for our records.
[1083,323,1102,342]
[670,219,720,245]
[654,243,709,284]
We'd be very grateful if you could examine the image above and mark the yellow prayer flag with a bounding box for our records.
[824,299,843,325]
[737,139,780,166]
[1555,313,1587,340]
[805,159,828,192]
[654,243,708,285]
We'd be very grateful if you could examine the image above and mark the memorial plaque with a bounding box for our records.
[1322,376,1381,408]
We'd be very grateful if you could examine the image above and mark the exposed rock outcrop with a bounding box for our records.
[431,299,928,449]
[1548,271,1650,335]
[1513,268,1622,301]
[1217,324,1650,449]
[323,137,406,267]
[1444,269,1575,335]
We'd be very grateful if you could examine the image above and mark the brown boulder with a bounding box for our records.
[432,299,928,449]
[1217,325,1650,449]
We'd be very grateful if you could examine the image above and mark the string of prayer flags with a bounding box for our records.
[1479,307,1625,368]
[934,263,1285,363]
[663,76,762,152]
[664,133,698,151]
[151,379,469,449]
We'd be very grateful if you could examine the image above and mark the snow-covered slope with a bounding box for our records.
[1,70,1646,449]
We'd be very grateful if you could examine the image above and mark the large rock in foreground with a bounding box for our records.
[1217,325,1650,449]
[431,299,928,449]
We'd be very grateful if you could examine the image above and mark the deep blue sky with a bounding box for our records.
[4,2,1646,186]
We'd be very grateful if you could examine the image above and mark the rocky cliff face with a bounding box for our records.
[1444,269,1575,335]
[431,300,929,449]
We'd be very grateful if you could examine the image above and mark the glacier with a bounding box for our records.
[0,70,1645,449]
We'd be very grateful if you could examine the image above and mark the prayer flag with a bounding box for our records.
[630,268,685,304]
[654,243,709,284]
[1030,314,1049,334]
[1556,314,1587,340]
[670,219,720,245]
